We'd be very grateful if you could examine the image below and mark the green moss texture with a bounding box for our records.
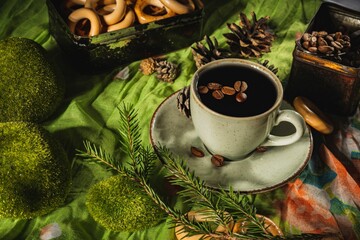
[0,37,64,122]
[86,175,165,232]
[0,122,71,219]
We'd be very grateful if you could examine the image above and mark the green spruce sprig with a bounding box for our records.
[77,104,212,237]
[157,146,272,239]
[77,103,341,240]
[78,140,135,180]
[158,146,233,237]
[117,104,157,181]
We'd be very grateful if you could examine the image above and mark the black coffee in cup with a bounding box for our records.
[196,64,277,117]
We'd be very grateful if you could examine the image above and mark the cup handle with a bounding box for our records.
[261,110,306,147]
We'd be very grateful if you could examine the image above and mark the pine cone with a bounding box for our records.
[139,58,157,75]
[155,60,178,83]
[191,35,231,69]
[176,86,191,118]
[223,11,274,58]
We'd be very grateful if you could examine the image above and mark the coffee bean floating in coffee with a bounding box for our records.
[198,85,209,94]
[212,89,224,100]
[207,82,222,90]
[235,92,247,103]
[221,86,236,95]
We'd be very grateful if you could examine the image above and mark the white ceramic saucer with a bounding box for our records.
[150,90,313,194]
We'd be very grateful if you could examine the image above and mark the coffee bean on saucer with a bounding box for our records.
[235,92,247,102]
[191,146,204,158]
[256,146,267,152]
[207,82,222,90]
[198,85,209,94]
[211,154,224,167]
[221,86,236,96]
[212,90,224,100]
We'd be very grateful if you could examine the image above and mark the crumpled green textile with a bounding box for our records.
[0,0,323,239]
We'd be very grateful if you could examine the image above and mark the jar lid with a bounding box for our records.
[323,0,360,13]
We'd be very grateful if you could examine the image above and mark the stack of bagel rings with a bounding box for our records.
[65,0,202,37]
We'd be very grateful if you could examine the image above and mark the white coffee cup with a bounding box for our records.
[190,59,306,160]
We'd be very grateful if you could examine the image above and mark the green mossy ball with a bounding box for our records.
[0,122,71,219]
[0,37,64,122]
[86,175,165,232]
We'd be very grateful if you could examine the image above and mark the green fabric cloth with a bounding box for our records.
[0,0,323,239]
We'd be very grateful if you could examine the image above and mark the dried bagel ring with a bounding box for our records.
[68,8,101,36]
[107,7,135,31]
[101,0,127,25]
[96,0,116,5]
[98,2,116,14]
[92,0,116,15]
[293,96,334,134]
[72,0,86,5]
[159,0,195,14]
[64,0,86,10]
[134,0,176,24]
[87,0,126,25]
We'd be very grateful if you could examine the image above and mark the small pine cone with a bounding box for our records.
[139,58,156,75]
[155,60,178,83]
[176,86,191,118]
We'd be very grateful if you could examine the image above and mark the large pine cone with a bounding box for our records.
[223,11,274,58]
[191,35,231,69]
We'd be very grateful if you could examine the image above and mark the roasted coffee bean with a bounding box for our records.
[318,31,328,37]
[240,81,248,92]
[234,80,241,92]
[212,90,224,100]
[221,86,236,95]
[207,82,222,90]
[317,37,327,46]
[236,92,247,102]
[318,45,334,54]
[302,33,311,42]
[331,41,343,50]
[198,85,209,94]
[342,35,350,42]
[302,41,310,49]
[211,154,224,167]
[325,35,334,42]
[343,41,351,48]
[311,31,318,37]
[310,36,317,47]
[337,39,345,45]
[308,47,318,53]
[256,146,267,152]
[191,146,204,158]
[335,32,342,40]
